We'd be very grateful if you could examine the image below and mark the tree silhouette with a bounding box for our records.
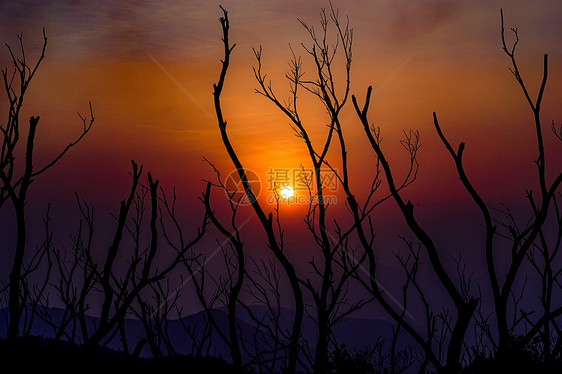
[199,167,246,372]
[161,165,248,372]
[0,30,94,343]
[350,8,562,373]
[211,5,561,373]
[0,5,560,374]
[212,7,304,374]
[79,162,208,347]
[252,5,371,372]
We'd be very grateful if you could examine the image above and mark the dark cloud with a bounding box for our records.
[0,0,559,63]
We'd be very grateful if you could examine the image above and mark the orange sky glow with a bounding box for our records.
[1,1,561,276]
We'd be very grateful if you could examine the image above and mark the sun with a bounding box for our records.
[280,186,294,199]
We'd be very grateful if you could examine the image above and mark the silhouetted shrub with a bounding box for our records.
[0,336,234,374]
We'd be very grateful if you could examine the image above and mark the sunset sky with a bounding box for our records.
[1,0,561,314]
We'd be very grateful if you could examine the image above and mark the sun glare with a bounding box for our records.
[280,186,294,199]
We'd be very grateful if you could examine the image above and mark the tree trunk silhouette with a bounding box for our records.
[252,5,368,372]
[212,7,304,373]
[0,30,94,342]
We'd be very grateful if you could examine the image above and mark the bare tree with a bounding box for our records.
[213,4,440,372]
[36,193,99,343]
[201,165,246,372]
[480,9,562,354]
[28,162,208,350]
[82,163,209,347]
[1,6,558,374]
[524,193,562,363]
[132,278,180,357]
[252,5,369,373]
[0,29,94,342]
[241,257,294,372]
[348,8,562,373]
[212,7,304,373]
[160,162,248,372]
[204,5,562,372]
[351,82,476,373]
[19,206,53,339]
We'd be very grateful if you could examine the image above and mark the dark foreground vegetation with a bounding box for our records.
[0,336,234,374]
[2,334,562,374]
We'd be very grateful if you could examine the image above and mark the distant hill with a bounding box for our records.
[0,305,416,361]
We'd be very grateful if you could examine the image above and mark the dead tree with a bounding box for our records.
[524,193,562,363]
[349,8,561,373]
[159,160,247,372]
[132,279,179,357]
[212,7,304,374]
[200,166,246,372]
[352,79,474,372]
[0,29,94,342]
[176,303,215,358]
[252,5,370,373]
[82,163,208,347]
[19,206,53,338]
[38,193,98,343]
[241,257,293,372]
[480,10,562,354]
[31,162,208,348]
